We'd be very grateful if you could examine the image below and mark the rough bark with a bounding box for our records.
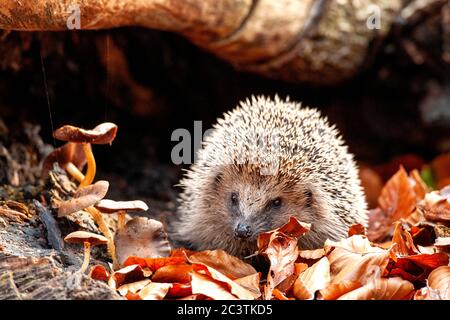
[0,0,405,84]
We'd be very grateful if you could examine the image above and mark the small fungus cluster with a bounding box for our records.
[43,122,161,272]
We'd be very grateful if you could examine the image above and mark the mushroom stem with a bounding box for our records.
[80,242,91,273]
[86,206,118,268]
[118,211,126,230]
[64,162,85,183]
[80,143,96,187]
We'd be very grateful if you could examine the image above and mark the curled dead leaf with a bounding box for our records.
[427,266,450,299]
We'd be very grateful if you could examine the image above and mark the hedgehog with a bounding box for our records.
[171,96,368,258]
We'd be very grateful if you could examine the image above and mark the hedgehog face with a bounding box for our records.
[211,164,318,243]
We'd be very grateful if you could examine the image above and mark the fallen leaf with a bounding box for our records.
[166,283,193,298]
[190,271,238,300]
[89,264,110,282]
[328,247,390,284]
[139,282,172,300]
[234,273,261,299]
[108,264,147,289]
[378,166,417,222]
[325,235,385,254]
[192,263,255,300]
[292,257,330,300]
[391,222,419,257]
[117,279,151,296]
[123,256,186,272]
[338,277,414,300]
[319,281,362,300]
[426,266,450,299]
[189,249,256,280]
[348,224,366,237]
[298,248,326,260]
[152,264,193,283]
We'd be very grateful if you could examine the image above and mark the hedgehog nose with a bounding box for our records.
[234,223,252,239]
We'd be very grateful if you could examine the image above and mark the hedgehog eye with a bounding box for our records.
[271,198,282,208]
[230,193,239,206]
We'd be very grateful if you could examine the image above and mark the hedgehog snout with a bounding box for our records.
[234,222,253,239]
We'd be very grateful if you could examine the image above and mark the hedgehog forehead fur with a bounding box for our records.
[172,95,368,257]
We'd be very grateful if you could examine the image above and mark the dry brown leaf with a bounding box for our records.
[192,263,255,300]
[325,235,385,254]
[108,264,148,289]
[328,247,390,284]
[338,277,414,300]
[427,266,450,299]
[190,271,238,300]
[234,273,261,299]
[258,217,309,300]
[348,224,366,237]
[263,233,299,300]
[421,190,450,222]
[123,256,186,272]
[117,279,151,296]
[292,257,330,300]
[319,281,362,300]
[139,282,172,300]
[152,264,193,283]
[410,169,429,200]
[391,222,419,257]
[89,264,110,282]
[189,249,256,280]
[298,248,326,260]
[378,166,417,222]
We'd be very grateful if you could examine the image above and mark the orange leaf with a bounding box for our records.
[391,222,419,257]
[167,283,192,298]
[123,256,186,271]
[152,264,193,283]
[89,264,110,282]
[348,224,366,237]
[108,264,147,289]
[378,166,417,222]
[189,249,256,280]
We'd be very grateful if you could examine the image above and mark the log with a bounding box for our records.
[0,0,405,84]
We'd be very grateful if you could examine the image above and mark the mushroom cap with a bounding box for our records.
[64,230,108,246]
[114,217,171,266]
[54,122,118,145]
[42,142,87,177]
[95,199,149,214]
[58,180,109,217]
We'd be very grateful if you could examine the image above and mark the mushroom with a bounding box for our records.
[95,199,149,230]
[114,217,171,267]
[58,180,118,266]
[42,142,87,182]
[64,231,108,273]
[53,122,118,187]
